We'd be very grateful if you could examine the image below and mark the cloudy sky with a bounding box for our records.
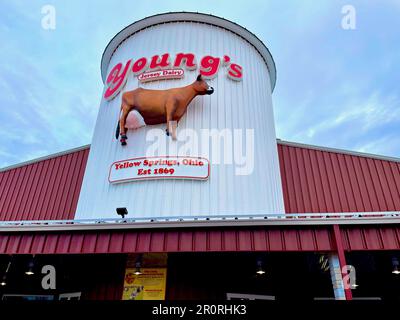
[0,0,399,168]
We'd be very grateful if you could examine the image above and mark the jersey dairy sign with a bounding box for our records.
[104,53,243,100]
[75,13,285,220]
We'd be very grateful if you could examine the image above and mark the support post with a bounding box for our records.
[332,224,352,300]
[328,254,346,300]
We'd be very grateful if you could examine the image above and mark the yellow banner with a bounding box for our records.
[122,268,167,300]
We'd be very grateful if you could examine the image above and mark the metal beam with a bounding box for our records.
[0,212,400,232]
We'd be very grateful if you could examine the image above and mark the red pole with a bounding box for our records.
[333,224,353,300]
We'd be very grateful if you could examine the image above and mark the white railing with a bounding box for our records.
[0,211,399,227]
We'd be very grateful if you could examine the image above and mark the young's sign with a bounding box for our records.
[104,52,243,100]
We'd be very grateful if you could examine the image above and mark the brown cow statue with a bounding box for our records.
[115,74,214,145]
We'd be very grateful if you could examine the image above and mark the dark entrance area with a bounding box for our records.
[166,252,334,300]
[2,251,400,300]
[0,254,126,300]
[346,251,400,301]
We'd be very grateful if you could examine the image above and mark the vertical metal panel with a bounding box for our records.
[298,229,317,251]
[68,233,84,253]
[7,235,21,253]
[95,234,111,253]
[208,231,223,251]
[362,228,383,250]
[82,234,97,253]
[1,168,22,220]
[379,228,400,250]
[76,20,285,220]
[283,229,301,251]
[56,234,72,253]
[178,232,193,252]
[164,232,179,252]
[193,231,207,251]
[122,233,138,252]
[222,230,237,251]
[18,234,34,254]
[149,232,166,252]
[30,234,46,254]
[43,234,58,254]
[313,229,333,251]
[0,235,9,252]
[237,230,253,251]
[268,230,284,251]
[109,232,124,253]
[136,232,152,252]
[253,230,268,251]
[344,228,365,251]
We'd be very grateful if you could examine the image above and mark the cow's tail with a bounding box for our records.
[115,121,120,140]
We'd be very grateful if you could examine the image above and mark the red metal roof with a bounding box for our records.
[278,142,400,213]
[0,147,88,221]
[1,141,399,221]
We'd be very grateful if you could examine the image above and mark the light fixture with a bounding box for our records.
[116,207,128,219]
[134,261,142,276]
[256,260,266,275]
[1,257,12,286]
[392,257,400,275]
[25,256,35,276]
[0,274,7,286]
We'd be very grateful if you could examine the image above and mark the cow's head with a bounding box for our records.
[193,74,214,95]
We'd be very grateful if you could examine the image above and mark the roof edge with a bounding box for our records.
[277,139,400,163]
[0,145,90,173]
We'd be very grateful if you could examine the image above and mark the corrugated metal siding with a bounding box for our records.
[341,226,400,251]
[0,227,335,254]
[278,143,400,213]
[0,148,89,221]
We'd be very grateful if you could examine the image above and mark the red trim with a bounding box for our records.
[0,226,336,254]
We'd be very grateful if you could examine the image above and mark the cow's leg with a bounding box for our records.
[169,121,177,140]
[119,102,131,146]
[165,100,178,140]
